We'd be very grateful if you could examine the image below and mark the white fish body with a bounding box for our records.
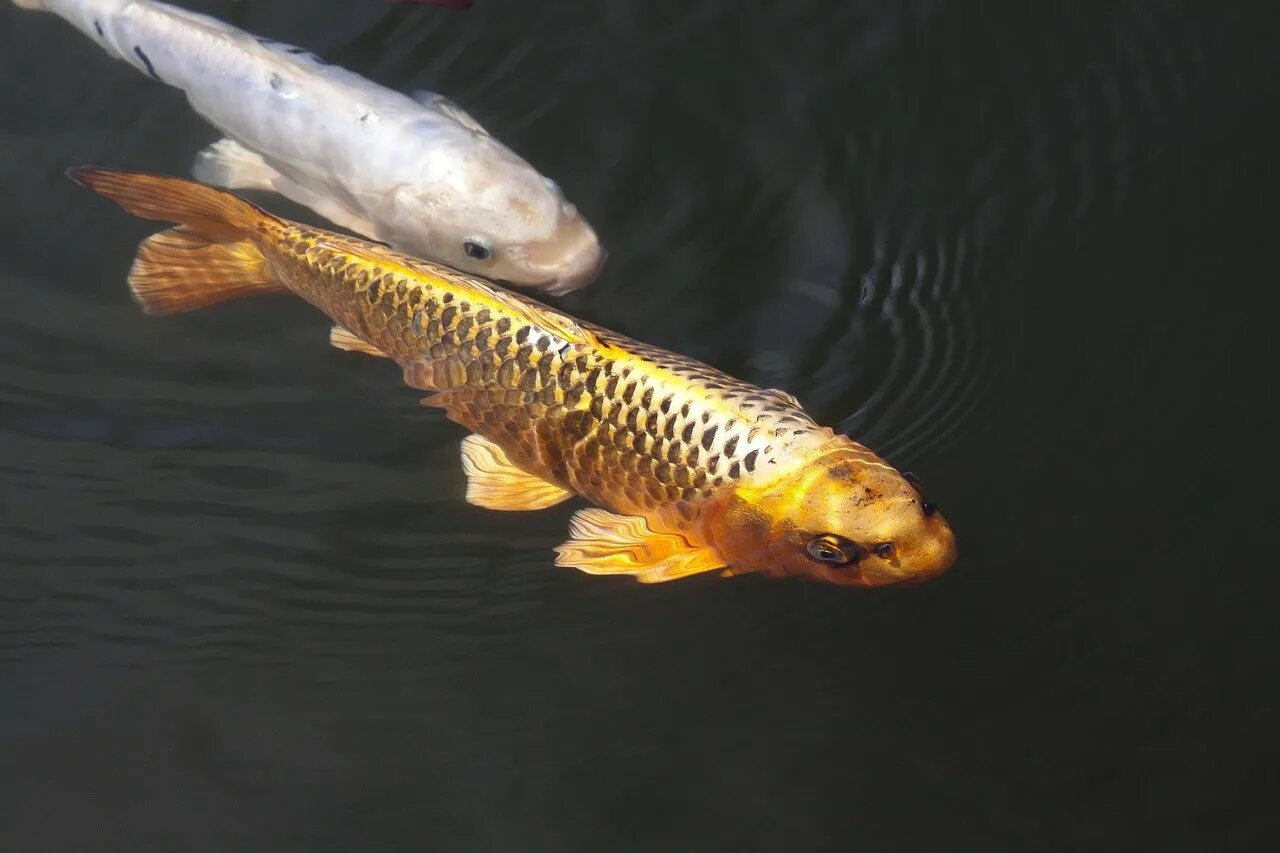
[13,0,603,291]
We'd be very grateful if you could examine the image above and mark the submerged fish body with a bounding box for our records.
[71,168,957,587]
[14,0,603,291]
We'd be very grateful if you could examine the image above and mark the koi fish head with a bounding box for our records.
[397,151,604,293]
[709,438,957,587]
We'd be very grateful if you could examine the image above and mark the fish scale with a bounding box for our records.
[261,224,831,521]
[72,166,957,586]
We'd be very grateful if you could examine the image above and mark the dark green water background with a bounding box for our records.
[0,2,1275,850]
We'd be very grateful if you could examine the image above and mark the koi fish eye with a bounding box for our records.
[922,502,938,517]
[806,534,863,566]
[463,240,492,261]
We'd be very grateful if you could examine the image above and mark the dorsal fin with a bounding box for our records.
[495,295,598,349]
[411,90,490,136]
[308,227,596,349]
[766,388,803,409]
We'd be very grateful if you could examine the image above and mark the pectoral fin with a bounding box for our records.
[192,138,279,191]
[271,176,382,240]
[460,434,571,511]
[194,138,383,240]
[329,325,389,357]
[553,508,725,583]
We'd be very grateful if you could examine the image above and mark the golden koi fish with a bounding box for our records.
[71,167,958,586]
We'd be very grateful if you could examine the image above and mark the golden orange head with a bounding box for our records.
[706,437,957,587]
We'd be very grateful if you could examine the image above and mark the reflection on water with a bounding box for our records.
[0,1,1275,850]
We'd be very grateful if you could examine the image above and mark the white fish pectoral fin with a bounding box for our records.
[411,90,490,136]
[271,176,383,241]
[192,139,383,241]
[192,139,278,191]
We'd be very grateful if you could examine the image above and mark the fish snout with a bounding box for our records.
[513,207,605,294]
[543,245,607,295]
[890,509,958,585]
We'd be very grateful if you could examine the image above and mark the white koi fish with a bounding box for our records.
[12,0,604,292]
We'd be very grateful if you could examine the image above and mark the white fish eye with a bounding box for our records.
[463,240,492,261]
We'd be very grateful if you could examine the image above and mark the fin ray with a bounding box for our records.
[128,226,282,315]
[329,325,389,357]
[270,175,383,239]
[192,138,279,191]
[554,508,724,583]
[766,388,803,408]
[68,166,266,240]
[189,142,383,239]
[412,90,490,135]
[460,435,572,511]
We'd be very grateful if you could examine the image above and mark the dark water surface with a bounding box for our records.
[1,2,1276,850]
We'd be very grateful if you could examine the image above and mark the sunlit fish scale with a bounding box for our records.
[71,167,957,588]
[11,0,603,292]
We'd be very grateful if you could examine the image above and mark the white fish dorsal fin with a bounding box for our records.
[250,33,330,68]
[411,90,490,136]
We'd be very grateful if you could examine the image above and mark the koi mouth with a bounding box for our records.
[538,248,608,297]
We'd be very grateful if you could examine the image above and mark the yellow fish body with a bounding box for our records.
[72,167,958,586]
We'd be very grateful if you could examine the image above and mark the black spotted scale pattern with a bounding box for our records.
[264,224,827,519]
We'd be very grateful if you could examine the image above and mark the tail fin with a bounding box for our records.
[127,226,283,315]
[68,166,266,241]
[68,166,285,315]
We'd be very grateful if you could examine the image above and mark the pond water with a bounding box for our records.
[0,2,1274,850]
